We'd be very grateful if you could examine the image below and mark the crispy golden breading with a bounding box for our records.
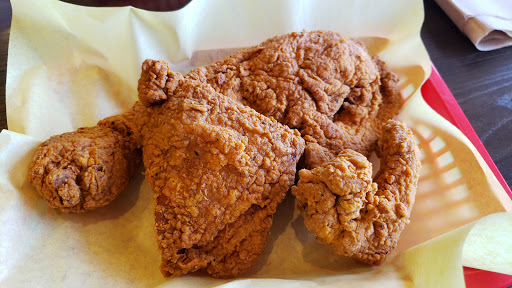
[187,31,401,168]
[203,205,272,278]
[26,30,413,276]
[292,120,420,265]
[27,119,140,213]
[27,31,401,213]
[137,60,305,277]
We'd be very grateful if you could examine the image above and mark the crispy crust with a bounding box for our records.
[27,119,140,213]
[292,120,420,265]
[187,31,402,168]
[137,60,305,277]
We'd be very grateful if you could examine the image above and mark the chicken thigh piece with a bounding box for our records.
[188,31,402,168]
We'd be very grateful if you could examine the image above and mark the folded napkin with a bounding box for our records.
[435,0,512,51]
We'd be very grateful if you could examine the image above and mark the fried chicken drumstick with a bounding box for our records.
[292,120,421,265]
[27,116,140,213]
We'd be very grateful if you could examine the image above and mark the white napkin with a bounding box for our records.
[435,0,512,51]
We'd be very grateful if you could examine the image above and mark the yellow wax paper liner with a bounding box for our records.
[1,0,511,287]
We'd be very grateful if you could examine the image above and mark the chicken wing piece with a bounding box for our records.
[27,113,141,213]
[137,60,305,277]
[187,31,401,168]
[291,120,420,265]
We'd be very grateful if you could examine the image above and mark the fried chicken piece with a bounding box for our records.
[203,205,272,278]
[291,120,420,265]
[137,60,305,277]
[187,31,401,169]
[27,30,405,277]
[27,31,400,214]
[27,115,141,213]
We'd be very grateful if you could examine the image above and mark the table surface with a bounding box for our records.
[0,0,511,190]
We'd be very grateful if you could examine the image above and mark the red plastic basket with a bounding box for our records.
[421,64,512,288]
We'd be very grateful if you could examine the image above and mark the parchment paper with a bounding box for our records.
[435,0,512,51]
[1,0,511,287]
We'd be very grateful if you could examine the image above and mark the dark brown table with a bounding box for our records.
[0,0,510,190]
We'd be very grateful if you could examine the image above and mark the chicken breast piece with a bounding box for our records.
[137,60,305,277]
